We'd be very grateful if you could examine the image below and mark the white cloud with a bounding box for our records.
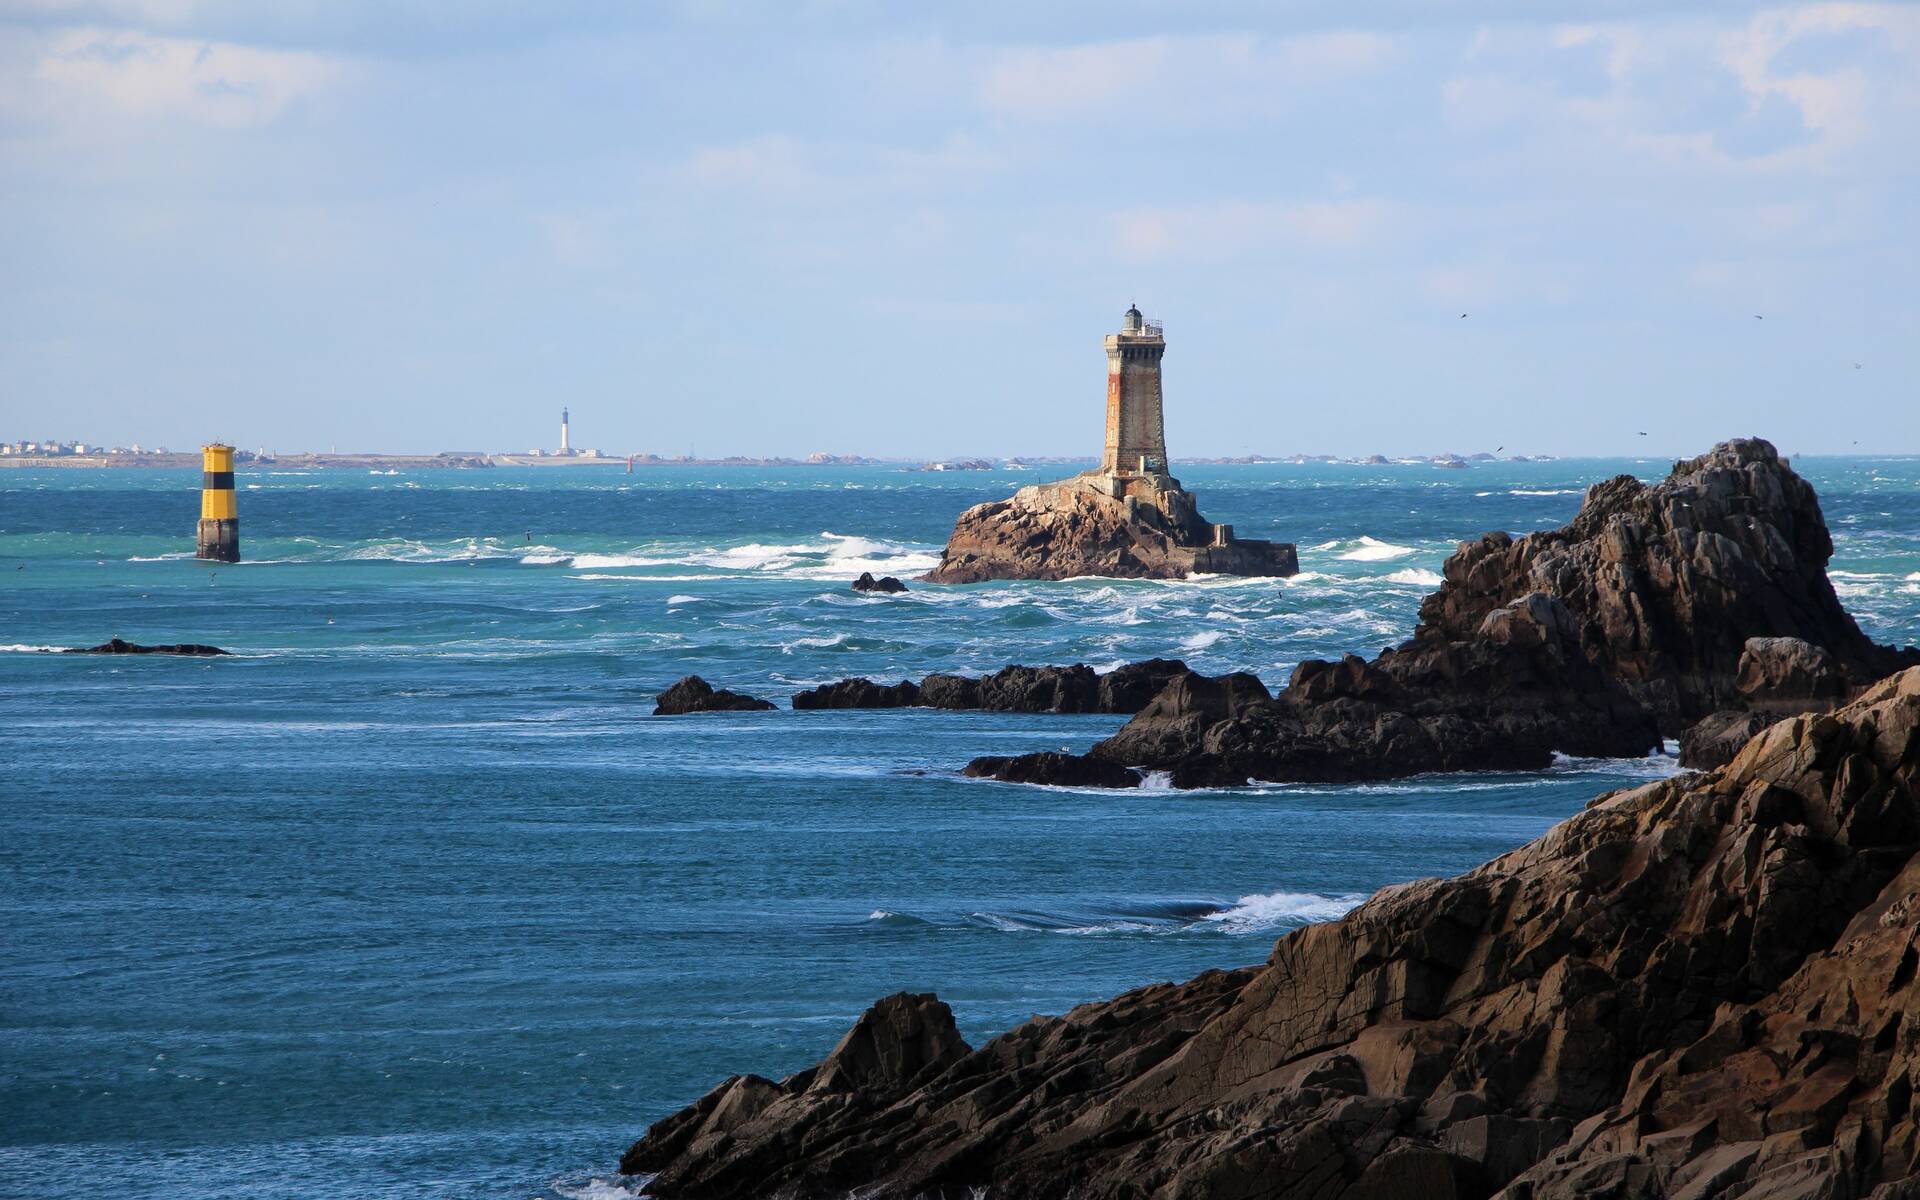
[980,30,1396,122]
[1716,4,1920,151]
[1447,5,1920,172]
[1112,198,1391,263]
[26,26,343,128]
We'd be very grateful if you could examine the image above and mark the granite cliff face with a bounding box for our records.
[1415,439,1909,727]
[621,669,1920,1199]
[971,440,1918,788]
[923,474,1298,583]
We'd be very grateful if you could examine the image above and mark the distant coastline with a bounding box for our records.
[0,449,1566,471]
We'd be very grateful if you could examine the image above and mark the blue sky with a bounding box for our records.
[1,2,1915,458]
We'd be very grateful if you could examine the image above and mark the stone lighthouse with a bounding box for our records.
[920,303,1299,583]
[1102,305,1167,477]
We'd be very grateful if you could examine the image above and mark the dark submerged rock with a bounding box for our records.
[652,675,776,715]
[791,678,921,710]
[851,572,908,594]
[63,638,229,656]
[960,751,1140,789]
[622,668,1920,1200]
[789,661,1191,715]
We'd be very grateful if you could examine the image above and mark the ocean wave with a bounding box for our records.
[1180,630,1225,650]
[1335,536,1416,562]
[1509,488,1579,496]
[868,890,1361,938]
[1380,568,1444,586]
[0,643,63,653]
[519,532,940,580]
[1198,890,1368,934]
[553,1178,645,1200]
[665,594,703,605]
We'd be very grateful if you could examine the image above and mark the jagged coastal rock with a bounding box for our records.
[851,572,908,594]
[922,307,1296,583]
[791,659,1189,714]
[652,676,776,716]
[621,668,1920,1199]
[972,439,1919,788]
[923,474,1299,583]
[62,638,229,656]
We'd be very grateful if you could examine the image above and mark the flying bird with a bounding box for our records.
[1459,313,1468,319]
[1854,363,1864,369]
[1638,431,1649,437]
[1753,314,1764,320]
[1495,445,1504,453]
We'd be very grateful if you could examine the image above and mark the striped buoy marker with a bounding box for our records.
[196,443,240,562]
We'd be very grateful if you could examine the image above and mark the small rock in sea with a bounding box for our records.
[652,675,776,715]
[852,572,908,594]
[961,752,1140,789]
[63,638,230,656]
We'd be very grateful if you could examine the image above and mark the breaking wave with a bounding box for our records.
[864,891,1364,938]
[1333,536,1416,562]
[1381,568,1444,586]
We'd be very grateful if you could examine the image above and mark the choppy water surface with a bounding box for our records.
[3,458,1917,1198]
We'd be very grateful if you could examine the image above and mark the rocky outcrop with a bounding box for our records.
[1677,709,1785,770]
[652,676,776,715]
[922,473,1297,583]
[852,572,908,594]
[973,592,1664,788]
[970,440,1919,788]
[621,668,1920,1200]
[1738,636,1850,708]
[1414,440,1915,726]
[961,751,1142,789]
[791,660,1190,715]
[63,638,229,656]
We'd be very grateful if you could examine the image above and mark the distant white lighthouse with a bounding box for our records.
[560,407,572,454]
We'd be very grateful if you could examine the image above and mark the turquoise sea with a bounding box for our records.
[3,458,1918,1199]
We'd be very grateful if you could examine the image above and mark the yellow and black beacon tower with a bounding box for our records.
[196,443,240,562]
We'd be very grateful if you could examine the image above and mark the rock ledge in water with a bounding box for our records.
[922,471,1296,583]
[653,675,776,715]
[621,667,1920,1199]
[792,659,1189,714]
[851,572,908,594]
[63,638,229,656]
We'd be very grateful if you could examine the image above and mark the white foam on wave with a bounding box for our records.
[1381,568,1444,586]
[1180,630,1226,650]
[0,643,63,653]
[1510,488,1578,496]
[553,1178,646,1200]
[782,633,847,653]
[1337,536,1416,562]
[1199,890,1367,934]
[127,551,195,561]
[665,594,703,605]
[570,572,733,582]
[1906,572,1920,582]
[569,552,676,569]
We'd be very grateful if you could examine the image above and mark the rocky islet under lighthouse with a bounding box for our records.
[922,306,1299,583]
